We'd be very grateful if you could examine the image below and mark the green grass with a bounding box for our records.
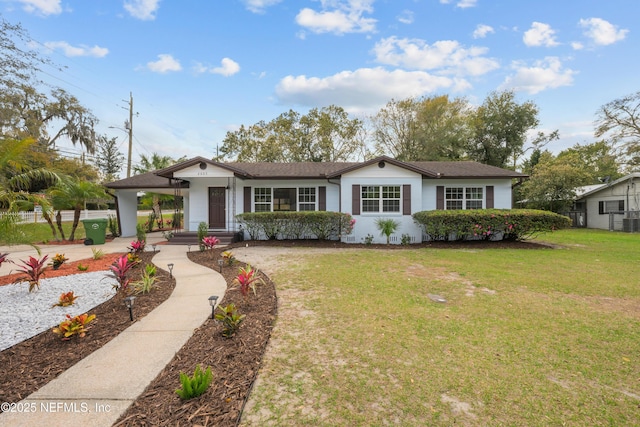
[13,221,87,244]
[243,229,640,426]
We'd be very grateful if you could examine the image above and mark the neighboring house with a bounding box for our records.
[105,156,525,243]
[572,173,640,231]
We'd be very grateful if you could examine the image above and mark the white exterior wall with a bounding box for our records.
[584,180,640,229]
[340,163,423,244]
[116,190,138,237]
[422,178,513,210]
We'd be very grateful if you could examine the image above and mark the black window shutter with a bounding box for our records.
[436,186,444,210]
[486,186,494,209]
[352,185,360,215]
[402,184,411,215]
[598,201,604,215]
[319,186,326,211]
[244,187,252,213]
[619,200,625,211]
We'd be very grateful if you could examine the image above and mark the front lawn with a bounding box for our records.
[242,229,640,426]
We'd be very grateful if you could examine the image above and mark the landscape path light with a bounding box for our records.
[124,296,136,321]
[188,244,191,252]
[217,258,224,273]
[168,263,174,278]
[152,243,157,252]
[208,295,219,319]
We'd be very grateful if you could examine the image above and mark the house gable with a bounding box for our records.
[173,162,236,179]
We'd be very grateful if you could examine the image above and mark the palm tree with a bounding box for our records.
[48,176,107,241]
[0,138,59,245]
[133,153,184,227]
[375,218,400,245]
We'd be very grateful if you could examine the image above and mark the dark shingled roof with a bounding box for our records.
[104,171,188,189]
[106,156,526,188]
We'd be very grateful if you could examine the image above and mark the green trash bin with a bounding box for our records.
[82,218,108,245]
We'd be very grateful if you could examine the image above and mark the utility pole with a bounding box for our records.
[126,92,133,178]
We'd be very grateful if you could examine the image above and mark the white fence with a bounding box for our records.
[1,209,117,224]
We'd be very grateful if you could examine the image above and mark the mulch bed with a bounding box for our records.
[0,251,176,405]
[114,248,277,427]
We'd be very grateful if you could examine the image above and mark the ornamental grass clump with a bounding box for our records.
[175,365,213,400]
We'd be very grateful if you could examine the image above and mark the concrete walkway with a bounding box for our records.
[0,234,227,427]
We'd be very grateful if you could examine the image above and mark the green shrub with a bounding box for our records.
[136,223,146,243]
[175,365,213,400]
[236,211,355,241]
[412,209,572,241]
[197,221,208,250]
[107,214,119,237]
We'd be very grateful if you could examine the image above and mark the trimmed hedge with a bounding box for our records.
[412,209,572,241]
[236,211,355,241]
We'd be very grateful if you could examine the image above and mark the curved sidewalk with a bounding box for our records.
[0,238,227,427]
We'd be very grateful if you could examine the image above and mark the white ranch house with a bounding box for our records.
[106,156,525,244]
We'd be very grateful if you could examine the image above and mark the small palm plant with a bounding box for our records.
[375,218,400,245]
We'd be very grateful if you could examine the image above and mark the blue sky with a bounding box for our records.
[2,0,637,173]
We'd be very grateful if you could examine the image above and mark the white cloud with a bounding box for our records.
[295,0,376,35]
[275,67,467,113]
[146,54,182,73]
[579,17,628,46]
[19,0,61,15]
[523,22,559,47]
[43,41,109,58]
[372,36,499,77]
[500,57,576,94]
[241,0,282,13]
[440,0,477,8]
[397,10,414,25]
[212,58,240,76]
[124,0,160,21]
[571,41,584,50]
[193,58,241,76]
[473,24,494,39]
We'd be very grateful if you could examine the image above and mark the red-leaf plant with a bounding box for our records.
[0,252,10,268]
[232,265,265,299]
[202,236,220,250]
[13,255,49,292]
[109,254,137,293]
[128,240,145,254]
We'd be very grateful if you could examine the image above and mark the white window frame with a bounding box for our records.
[254,187,317,212]
[445,187,484,210]
[361,185,401,213]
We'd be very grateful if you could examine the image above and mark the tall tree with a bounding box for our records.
[521,151,590,213]
[595,91,640,168]
[220,106,366,162]
[556,140,622,183]
[467,90,540,169]
[413,95,471,161]
[93,135,124,182]
[370,98,420,160]
[48,176,107,241]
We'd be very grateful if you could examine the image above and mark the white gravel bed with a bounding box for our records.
[0,272,117,351]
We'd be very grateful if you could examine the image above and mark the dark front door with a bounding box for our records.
[208,187,226,229]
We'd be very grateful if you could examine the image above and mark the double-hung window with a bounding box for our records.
[254,187,317,212]
[446,187,484,210]
[361,185,401,213]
